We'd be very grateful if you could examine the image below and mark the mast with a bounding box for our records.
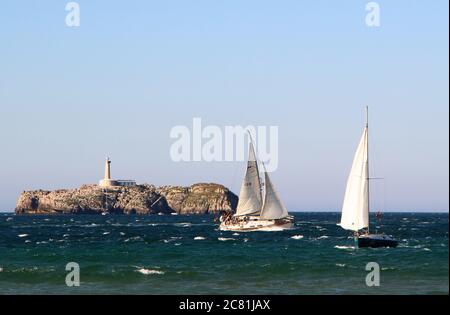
[365,106,370,234]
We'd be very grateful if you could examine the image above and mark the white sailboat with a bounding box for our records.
[338,107,398,248]
[219,136,294,232]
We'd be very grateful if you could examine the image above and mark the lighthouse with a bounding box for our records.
[104,157,111,180]
[99,157,136,188]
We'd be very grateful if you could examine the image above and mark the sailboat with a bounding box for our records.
[219,135,294,232]
[338,107,398,248]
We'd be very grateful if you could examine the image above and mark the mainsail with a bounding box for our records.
[260,172,289,220]
[339,125,369,231]
[235,142,263,216]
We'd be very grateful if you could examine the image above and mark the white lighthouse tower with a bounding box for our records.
[99,157,136,187]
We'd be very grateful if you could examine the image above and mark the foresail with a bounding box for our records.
[235,142,263,216]
[260,172,289,220]
[339,127,369,231]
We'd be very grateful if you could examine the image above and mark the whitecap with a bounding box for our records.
[18,234,28,238]
[218,237,235,241]
[6,217,13,222]
[102,232,110,235]
[232,233,240,236]
[336,263,346,267]
[423,248,432,251]
[174,243,182,246]
[334,245,355,250]
[120,232,126,236]
[194,236,205,240]
[136,268,165,275]
[0,267,3,272]
[318,236,329,240]
[175,222,191,228]
[291,235,304,240]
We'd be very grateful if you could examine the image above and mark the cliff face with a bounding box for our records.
[15,183,238,215]
[157,183,238,215]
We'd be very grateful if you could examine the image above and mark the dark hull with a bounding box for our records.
[358,235,398,248]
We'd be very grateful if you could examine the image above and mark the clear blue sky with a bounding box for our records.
[0,1,448,212]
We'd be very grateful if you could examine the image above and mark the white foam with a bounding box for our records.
[18,234,28,238]
[334,245,355,250]
[232,233,240,236]
[291,235,304,240]
[136,268,165,275]
[336,263,346,267]
[194,236,205,240]
[318,236,329,240]
[102,232,110,235]
[218,237,235,241]
[175,222,191,227]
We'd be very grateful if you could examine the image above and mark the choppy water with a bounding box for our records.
[0,212,448,294]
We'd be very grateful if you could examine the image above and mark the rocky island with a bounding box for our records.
[15,183,238,215]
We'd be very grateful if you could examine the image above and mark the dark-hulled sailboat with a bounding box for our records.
[338,107,398,248]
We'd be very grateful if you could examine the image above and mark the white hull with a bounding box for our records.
[219,216,294,232]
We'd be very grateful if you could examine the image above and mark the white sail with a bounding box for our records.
[235,142,263,216]
[339,126,369,231]
[260,172,289,220]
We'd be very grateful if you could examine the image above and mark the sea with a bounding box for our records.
[0,212,448,295]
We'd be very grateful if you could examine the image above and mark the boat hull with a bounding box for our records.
[219,217,294,232]
[357,234,398,248]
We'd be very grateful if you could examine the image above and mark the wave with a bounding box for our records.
[218,237,235,241]
[194,236,205,240]
[163,236,183,243]
[136,268,165,275]
[175,223,192,228]
[291,235,304,240]
[317,236,329,240]
[18,234,28,238]
[334,245,355,250]
[124,236,142,243]
[336,263,346,267]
